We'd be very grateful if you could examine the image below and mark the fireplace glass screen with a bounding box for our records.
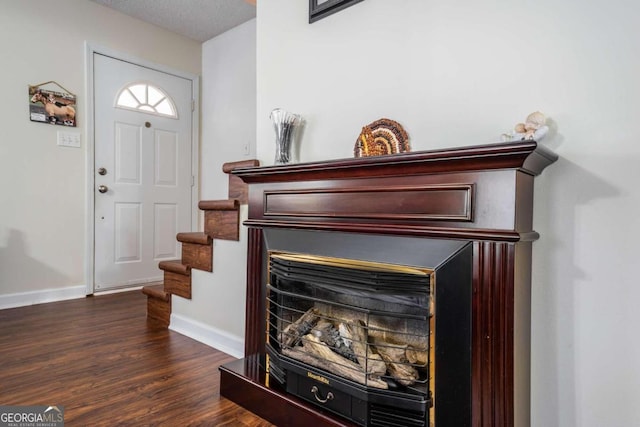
[266,252,434,426]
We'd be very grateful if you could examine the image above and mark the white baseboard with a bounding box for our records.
[0,285,86,310]
[169,313,244,359]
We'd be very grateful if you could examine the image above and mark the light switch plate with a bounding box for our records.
[57,131,81,148]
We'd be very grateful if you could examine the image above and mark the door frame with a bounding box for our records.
[84,43,200,295]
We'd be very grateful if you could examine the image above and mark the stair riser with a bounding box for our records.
[164,271,191,299]
[147,297,171,327]
[181,242,213,272]
[223,159,259,204]
[204,210,240,241]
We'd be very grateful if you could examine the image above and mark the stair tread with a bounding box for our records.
[176,232,212,245]
[158,260,191,275]
[142,285,170,301]
[198,199,239,211]
[222,159,260,173]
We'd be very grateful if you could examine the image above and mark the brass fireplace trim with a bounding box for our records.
[429,272,437,427]
[270,251,433,276]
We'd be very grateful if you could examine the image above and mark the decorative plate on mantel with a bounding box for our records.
[354,118,410,157]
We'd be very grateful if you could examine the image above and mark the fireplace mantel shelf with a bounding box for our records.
[233,141,557,183]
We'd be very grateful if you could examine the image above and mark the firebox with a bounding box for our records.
[219,141,557,427]
[265,246,470,426]
[267,251,433,426]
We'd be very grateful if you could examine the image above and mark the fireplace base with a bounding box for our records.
[220,355,359,427]
[280,355,430,426]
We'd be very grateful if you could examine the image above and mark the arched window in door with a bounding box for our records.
[115,82,177,118]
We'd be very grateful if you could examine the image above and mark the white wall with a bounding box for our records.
[171,19,256,356]
[0,0,200,303]
[256,1,640,426]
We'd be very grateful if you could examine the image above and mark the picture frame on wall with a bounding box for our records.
[309,0,364,23]
[28,82,77,127]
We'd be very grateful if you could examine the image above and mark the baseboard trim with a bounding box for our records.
[0,285,86,310]
[169,313,244,359]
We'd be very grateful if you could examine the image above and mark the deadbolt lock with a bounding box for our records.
[98,167,107,176]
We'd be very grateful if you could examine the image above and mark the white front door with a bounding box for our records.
[93,53,194,291]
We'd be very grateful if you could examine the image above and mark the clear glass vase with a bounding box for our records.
[270,108,303,165]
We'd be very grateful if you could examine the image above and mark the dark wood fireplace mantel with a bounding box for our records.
[234,140,555,183]
[220,141,557,427]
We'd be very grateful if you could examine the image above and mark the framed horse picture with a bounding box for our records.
[28,82,77,127]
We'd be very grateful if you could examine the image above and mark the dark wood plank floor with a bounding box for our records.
[0,291,274,426]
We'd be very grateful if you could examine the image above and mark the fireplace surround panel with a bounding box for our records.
[219,141,557,427]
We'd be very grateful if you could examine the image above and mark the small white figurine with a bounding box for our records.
[502,111,549,142]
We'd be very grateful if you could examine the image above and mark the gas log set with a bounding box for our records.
[280,307,423,390]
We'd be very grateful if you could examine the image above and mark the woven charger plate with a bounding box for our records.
[354,118,410,157]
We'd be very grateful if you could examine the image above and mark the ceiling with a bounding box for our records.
[90,0,256,42]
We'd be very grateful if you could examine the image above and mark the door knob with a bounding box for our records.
[98,185,108,193]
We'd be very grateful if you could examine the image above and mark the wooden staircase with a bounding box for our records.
[142,159,258,327]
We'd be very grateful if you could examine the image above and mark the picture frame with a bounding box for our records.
[309,0,364,23]
[28,83,77,127]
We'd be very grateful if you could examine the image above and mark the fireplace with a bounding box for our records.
[219,141,557,427]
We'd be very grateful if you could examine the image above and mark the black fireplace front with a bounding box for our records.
[261,229,473,427]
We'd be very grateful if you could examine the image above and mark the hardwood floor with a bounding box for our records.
[0,291,274,426]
